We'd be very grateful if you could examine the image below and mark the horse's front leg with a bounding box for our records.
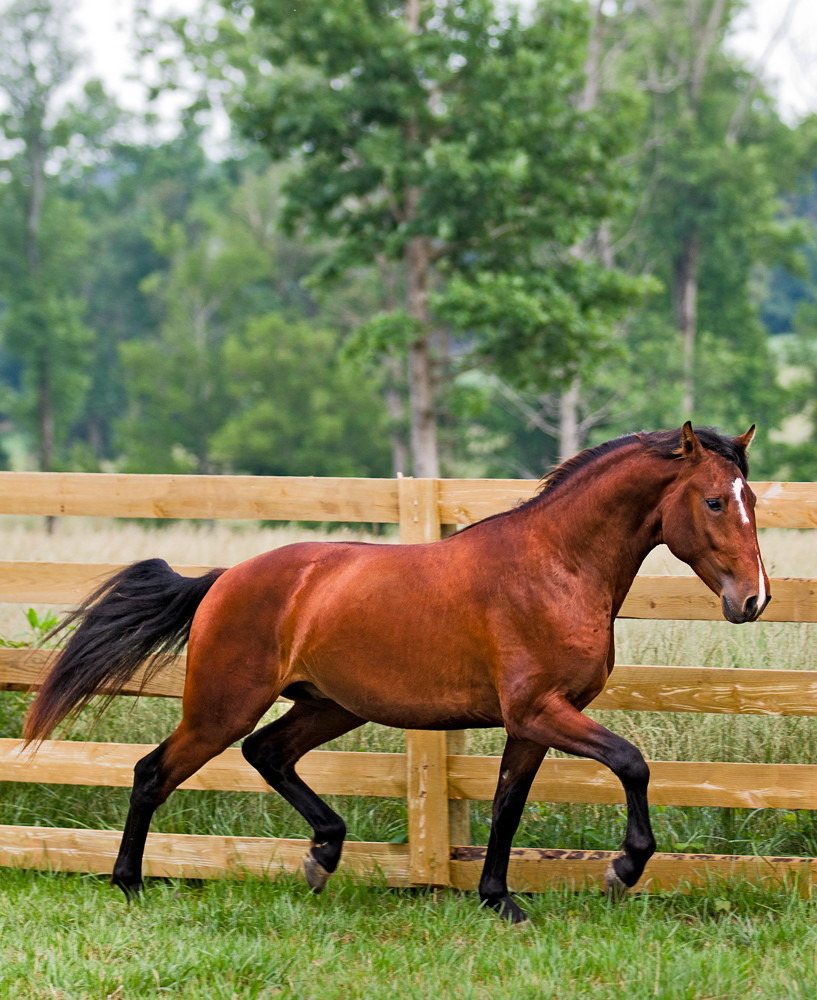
[505,696,656,900]
[479,737,548,923]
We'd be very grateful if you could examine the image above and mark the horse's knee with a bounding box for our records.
[614,744,650,789]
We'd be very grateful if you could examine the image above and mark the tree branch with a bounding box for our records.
[726,0,801,145]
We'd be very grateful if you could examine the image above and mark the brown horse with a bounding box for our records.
[25,423,769,922]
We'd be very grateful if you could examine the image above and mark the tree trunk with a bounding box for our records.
[674,234,699,419]
[555,3,603,466]
[26,132,44,275]
[559,379,581,462]
[405,234,439,478]
[37,363,54,473]
[26,126,52,493]
[385,386,408,477]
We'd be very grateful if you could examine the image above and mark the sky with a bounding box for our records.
[51,0,817,134]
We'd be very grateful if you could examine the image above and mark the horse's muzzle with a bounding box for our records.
[721,591,771,624]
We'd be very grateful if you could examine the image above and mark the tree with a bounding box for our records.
[115,160,392,478]
[0,0,94,472]
[610,0,817,445]
[176,0,637,476]
[117,180,267,474]
[213,314,391,477]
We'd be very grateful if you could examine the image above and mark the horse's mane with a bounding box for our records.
[456,426,749,534]
[537,426,749,498]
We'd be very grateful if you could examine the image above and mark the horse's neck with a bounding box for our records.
[524,449,676,604]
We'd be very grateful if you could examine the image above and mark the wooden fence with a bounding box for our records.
[1,471,817,893]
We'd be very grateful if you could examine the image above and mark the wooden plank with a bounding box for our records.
[399,477,451,886]
[0,647,188,697]
[0,740,408,797]
[397,476,442,546]
[7,561,814,622]
[448,755,817,810]
[590,664,817,715]
[5,650,817,717]
[620,575,817,622]
[406,730,451,884]
[1,824,808,893]
[437,479,817,530]
[1,472,816,529]
[449,847,817,894]
[5,649,817,718]
[0,826,410,885]
[0,472,399,522]
[752,481,817,530]
[0,561,214,604]
[437,479,537,525]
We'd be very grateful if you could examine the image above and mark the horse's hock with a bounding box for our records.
[2,471,817,893]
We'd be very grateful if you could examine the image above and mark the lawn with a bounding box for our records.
[0,868,815,999]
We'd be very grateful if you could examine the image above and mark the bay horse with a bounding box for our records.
[24,423,769,922]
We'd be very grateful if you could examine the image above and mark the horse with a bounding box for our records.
[24,422,770,922]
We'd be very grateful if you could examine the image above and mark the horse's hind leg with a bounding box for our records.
[478,737,547,923]
[242,699,365,893]
[112,717,259,901]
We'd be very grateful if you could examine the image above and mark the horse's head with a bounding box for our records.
[660,422,770,624]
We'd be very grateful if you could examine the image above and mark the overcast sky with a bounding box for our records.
[61,0,817,132]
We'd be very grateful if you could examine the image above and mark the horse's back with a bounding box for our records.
[186,538,504,729]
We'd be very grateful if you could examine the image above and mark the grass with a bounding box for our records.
[1,869,816,999]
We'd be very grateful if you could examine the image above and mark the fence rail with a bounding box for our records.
[3,561,817,621]
[1,471,816,893]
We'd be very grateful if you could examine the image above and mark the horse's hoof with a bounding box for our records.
[483,894,528,924]
[303,852,331,894]
[111,873,143,904]
[604,864,628,904]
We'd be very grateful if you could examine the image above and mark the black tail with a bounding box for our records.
[24,558,225,744]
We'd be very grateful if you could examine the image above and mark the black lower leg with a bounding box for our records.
[608,746,655,891]
[478,737,547,923]
[111,742,169,901]
[516,701,656,900]
[242,700,364,891]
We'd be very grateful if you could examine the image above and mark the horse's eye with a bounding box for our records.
[706,499,723,511]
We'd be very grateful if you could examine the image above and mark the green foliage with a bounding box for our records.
[343,310,423,364]
[437,264,654,391]
[0,608,59,648]
[213,314,392,477]
[187,0,644,467]
[592,0,817,469]
[115,160,391,477]
[2,0,817,480]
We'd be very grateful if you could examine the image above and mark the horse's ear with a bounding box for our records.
[680,421,703,459]
[733,424,756,453]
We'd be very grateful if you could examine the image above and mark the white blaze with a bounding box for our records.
[757,555,766,608]
[732,478,749,525]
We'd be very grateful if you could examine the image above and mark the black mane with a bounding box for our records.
[538,425,749,499]
[455,425,749,534]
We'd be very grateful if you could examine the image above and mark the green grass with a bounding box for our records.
[0,869,816,999]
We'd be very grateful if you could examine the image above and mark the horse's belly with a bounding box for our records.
[295,640,502,730]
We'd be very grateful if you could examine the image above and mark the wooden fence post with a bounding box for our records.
[398,476,454,886]
[446,730,471,846]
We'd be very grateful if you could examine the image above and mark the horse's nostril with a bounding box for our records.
[743,595,758,619]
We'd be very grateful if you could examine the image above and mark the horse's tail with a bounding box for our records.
[23,558,226,745]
